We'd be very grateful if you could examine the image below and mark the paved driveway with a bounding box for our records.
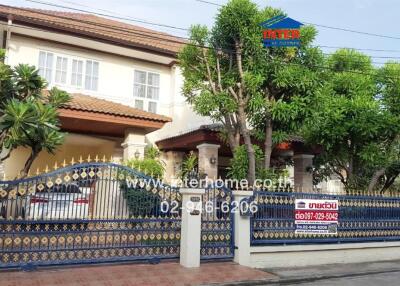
[0,261,276,286]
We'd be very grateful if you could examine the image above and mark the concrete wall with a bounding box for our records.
[249,242,400,268]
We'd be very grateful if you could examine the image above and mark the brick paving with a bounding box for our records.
[0,261,275,286]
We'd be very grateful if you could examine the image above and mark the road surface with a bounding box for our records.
[283,270,400,285]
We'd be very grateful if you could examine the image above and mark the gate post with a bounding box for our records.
[179,188,205,268]
[233,190,254,266]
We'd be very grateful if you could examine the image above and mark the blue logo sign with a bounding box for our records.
[260,15,303,47]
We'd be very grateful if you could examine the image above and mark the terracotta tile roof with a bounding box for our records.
[59,92,171,123]
[0,4,186,56]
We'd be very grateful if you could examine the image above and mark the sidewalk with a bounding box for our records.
[217,260,400,285]
[0,261,276,286]
[3,260,400,286]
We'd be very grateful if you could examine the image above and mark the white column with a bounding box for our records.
[180,188,205,268]
[121,129,146,160]
[197,143,220,180]
[293,154,314,192]
[233,190,254,266]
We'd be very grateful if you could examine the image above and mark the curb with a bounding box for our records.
[208,267,400,286]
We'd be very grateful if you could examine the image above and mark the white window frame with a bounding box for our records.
[38,51,54,83]
[85,60,99,91]
[133,69,160,113]
[71,58,84,88]
[55,56,68,84]
[38,50,99,91]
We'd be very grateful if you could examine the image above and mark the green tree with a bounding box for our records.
[303,49,400,192]
[368,62,400,192]
[179,0,323,183]
[0,60,71,177]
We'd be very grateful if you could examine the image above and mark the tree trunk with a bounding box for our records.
[227,133,238,152]
[20,149,40,178]
[237,105,256,185]
[244,133,256,186]
[367,168,385,193]
[222,114,241,153]
[380,173,399,193]
[264,118,273,169]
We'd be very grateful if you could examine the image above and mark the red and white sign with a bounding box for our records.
[295,199,339,234]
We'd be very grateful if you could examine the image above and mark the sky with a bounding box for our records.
[2,0,400,65]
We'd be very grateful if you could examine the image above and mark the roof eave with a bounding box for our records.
[59,108,169,137]
[1,14,180,59]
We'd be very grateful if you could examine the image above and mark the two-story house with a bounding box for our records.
[0,5,214,179]
[0,5,326,192]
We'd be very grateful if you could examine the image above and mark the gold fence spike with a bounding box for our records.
[45,165,49,173]
[36,168,40,176]
[54,161,58,170]
[95,155,99,163]
[78,156,84,164]
[102,155,106,163]
[62,159,67,168]
[71,157,75,165]
[87,154,91,162]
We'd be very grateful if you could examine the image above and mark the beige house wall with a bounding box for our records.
[3,133,122,178]
[6,32,212,148]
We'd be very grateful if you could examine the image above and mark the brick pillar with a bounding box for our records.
[162,151,185,184]
[293,154,314,192]
[197,143,219,180]
[121,129,146,160]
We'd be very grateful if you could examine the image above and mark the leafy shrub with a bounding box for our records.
[227,145,289,189]
[178,151,198,180]
[120,182,160,217]
[124,146,165,178]
[125,158,165,178]
[227,144,264,181]
[122,146,165,216]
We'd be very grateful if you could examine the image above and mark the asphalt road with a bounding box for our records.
[286,271,400,286]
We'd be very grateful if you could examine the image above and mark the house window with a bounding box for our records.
[148,101,157,113]
[71,59,83,87]
[38,51,100,91]
[85,60,99,91]
[133,70,160,113]
[38,51,53,83]
[134,99,144,110]
[55,56,68,84]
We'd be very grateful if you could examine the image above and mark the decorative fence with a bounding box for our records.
[201,185,234,259]
[251,190,400,245]
[0,162,181,268]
